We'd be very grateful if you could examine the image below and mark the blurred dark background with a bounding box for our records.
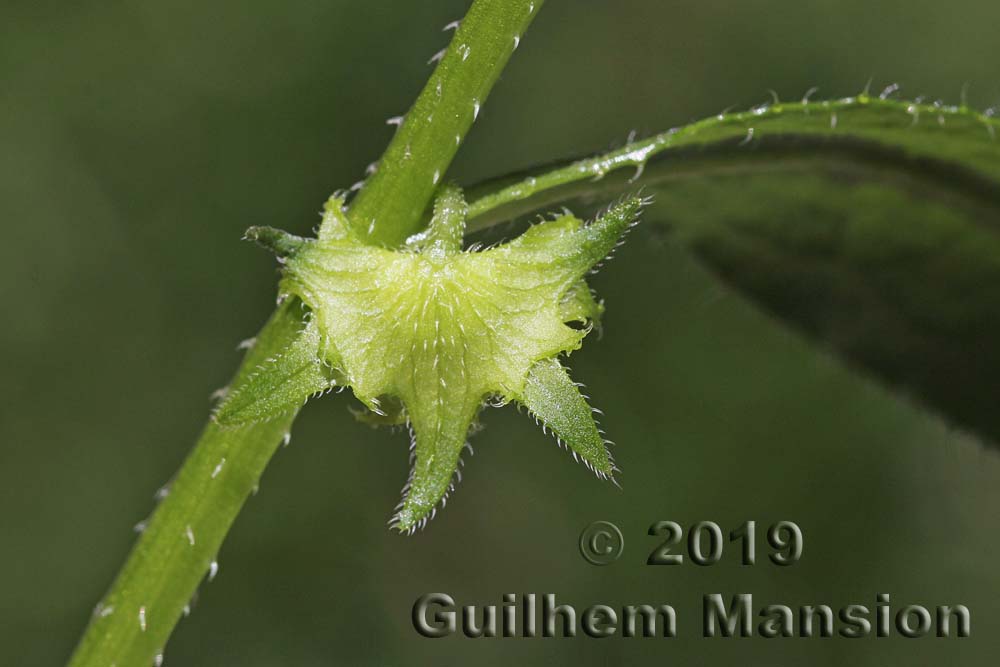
[2,1,999,664]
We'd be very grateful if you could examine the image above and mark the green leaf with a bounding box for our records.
[465,97,1000,444]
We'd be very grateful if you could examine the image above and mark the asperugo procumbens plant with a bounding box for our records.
[70,0,1000,664]
[222,187,639,531]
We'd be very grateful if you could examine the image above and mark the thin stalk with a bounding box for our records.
[67,1,543,665]
[463,96,1000,230]
[68,301,303,667]
[349,0,544,246]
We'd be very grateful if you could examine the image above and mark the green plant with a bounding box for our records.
[68,1,1000,664]
[223,188,640,532]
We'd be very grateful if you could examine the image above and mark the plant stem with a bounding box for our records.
[68,301,303,667]
[463,97,1000,231]
[67,1,543,665]
[349,0,544,247]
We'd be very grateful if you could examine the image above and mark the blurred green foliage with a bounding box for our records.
[2,1,998,664]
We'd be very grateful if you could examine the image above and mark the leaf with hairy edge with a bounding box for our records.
[464,96,1000,445]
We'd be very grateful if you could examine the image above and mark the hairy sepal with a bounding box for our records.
[214,318,336,426]
[235,190,643,531]
[522,357,615,479]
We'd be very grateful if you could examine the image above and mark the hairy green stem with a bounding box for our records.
[68,302,302,667]
[350,0,543,246]
[67,1,542,664]
[464,96,1000,229]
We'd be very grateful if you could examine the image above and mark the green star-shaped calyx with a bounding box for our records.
[216,185,643,533]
